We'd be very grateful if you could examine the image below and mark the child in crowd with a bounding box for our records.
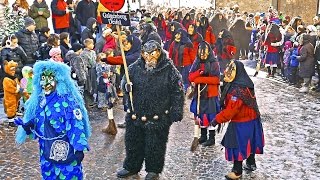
[96,52,118,134]
[49,47,63,62]
[3,60,28,126]
[81,38,97,107]
[282,41,292,81]
[38,27,50,45]
[288,42,300,85]
[66,43,86,90]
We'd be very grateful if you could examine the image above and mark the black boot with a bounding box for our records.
[266,67,271,78]
[145,172,159,180]
[225,161,243,180]
[117,169,138,178]
[272,67,277,77]
[244,154,257,171]
[203,130,215,146]
[198,128,207,144]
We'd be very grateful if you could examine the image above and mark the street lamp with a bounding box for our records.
[127,0,130,12]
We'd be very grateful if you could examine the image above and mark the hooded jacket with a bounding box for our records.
[75,0,97,26]
[81,17,97,42]
[29,0,50,30]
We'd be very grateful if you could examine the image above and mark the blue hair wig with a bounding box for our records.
[16,61,91,144]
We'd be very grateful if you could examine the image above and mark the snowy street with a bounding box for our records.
[0,62,319,179]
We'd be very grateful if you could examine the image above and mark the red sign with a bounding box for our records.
[100,0,125,11]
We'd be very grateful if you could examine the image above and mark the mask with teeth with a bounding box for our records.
[141,40,161,71]
[40,70,56,95]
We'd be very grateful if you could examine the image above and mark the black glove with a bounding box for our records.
[75,151,84,163]
[125,82,133,92]
[211,119,218,127]
[14,118,33,135]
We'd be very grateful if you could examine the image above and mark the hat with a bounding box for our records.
[71,43,84,52]
[49,47,61,57]
[24,17,36,27]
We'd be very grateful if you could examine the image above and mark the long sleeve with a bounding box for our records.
[193,76,220,85]
[3,78,19,94]
[16,46,28,64]
[51,0,66,16]
[106,56,123,65]
[216,95,243,124]
[297,46,307,62]
[42,7,51,19]
[28,6,39,19]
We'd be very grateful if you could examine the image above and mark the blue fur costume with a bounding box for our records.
[15,61,91,180]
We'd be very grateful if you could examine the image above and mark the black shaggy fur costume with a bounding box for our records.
[122,51,185,174]
[229,19,251,60]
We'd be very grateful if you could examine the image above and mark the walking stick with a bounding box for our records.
[190,84,201,152]
[116,25,134,112]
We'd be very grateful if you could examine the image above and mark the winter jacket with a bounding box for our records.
[51,0,70,29]
[15,29,40,65]
[80,48,97,94]
[60,42,70,60]
[290,48,299,67]
[67,50,87,85]
[297,35,315,78]
[314,39,320,64]
[1,46,27,74]
[94,36,106,54]
[35,43,52,60]
[81,17,97,42]
[29,0,50,30]
[38,33,48,45]
[75,0,97,26]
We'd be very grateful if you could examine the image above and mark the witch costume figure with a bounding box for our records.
[15,61,91,180]
[211,60,264,180]
[117,40,184,180]
[189,41,221,149]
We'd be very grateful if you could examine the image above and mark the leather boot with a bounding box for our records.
[102,119,117,135]
[198,128,207,144]
[145,172,159,180]
[203,130,215,146]
[244,154,257,171]
[116,169,138,178]
[225,161,242,180]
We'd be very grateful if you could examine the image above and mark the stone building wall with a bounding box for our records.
[215,0,318,24]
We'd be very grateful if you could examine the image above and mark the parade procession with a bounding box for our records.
[0,0,320,179]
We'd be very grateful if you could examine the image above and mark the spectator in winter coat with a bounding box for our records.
[66,42,86,86]
[288,42,299,85]
[296,34,315,93]
[59,32,71,60]
[29,0,50,32]
[15,17,39,66]
[95,27,112,54]
[51,0,70,34]
[81,17,97,43]
[75,0,97,33]
[1,35,28,79]
[12,0,29,16]
[38,26,50,45]
[36,33,60,60]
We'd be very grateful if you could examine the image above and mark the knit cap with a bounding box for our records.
[49,47,62,57]
[24,17,36,27]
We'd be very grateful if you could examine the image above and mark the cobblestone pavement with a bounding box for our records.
[0,64,319,180]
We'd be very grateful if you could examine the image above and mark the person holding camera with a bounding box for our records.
[15,17,39,67]
[29,0,51,34]
[51,0,71,34]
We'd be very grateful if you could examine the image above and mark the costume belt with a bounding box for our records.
[127,110,170,122]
